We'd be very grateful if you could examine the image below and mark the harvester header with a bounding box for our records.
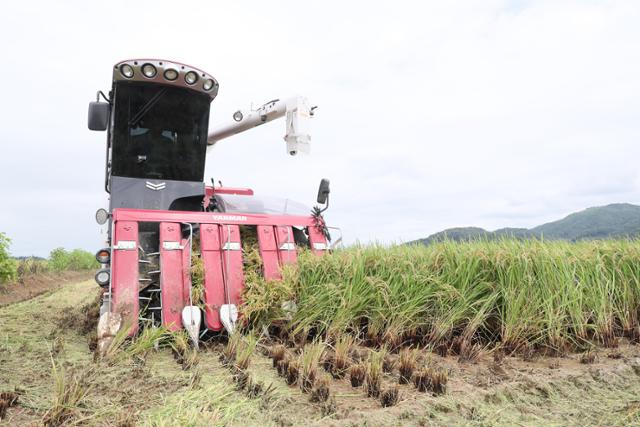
[88,58,333,350]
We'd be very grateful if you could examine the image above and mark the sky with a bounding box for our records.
[0,0,639,256]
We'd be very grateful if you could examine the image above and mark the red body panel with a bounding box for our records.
[203,186,254,208]
[206,186,254,196]
[113,209,317,227]
[220,224,244,307]
[201,224,225,330]
[275,225,298,265]
[111,221,139,335]
[308,225,329,256]
[257,225,281,280]
[159,222,186,331]
[110,208,329,332]
[181,238,191,304]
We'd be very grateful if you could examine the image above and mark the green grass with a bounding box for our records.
[243,239,640,353]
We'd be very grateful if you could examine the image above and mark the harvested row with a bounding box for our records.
[243,239,640,355]
[267,340,447,408]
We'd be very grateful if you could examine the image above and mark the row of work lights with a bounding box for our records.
[115,60,218,96]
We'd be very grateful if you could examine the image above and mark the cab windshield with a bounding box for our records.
[111,83,210,182]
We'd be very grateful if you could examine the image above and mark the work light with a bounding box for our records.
[95,208,109,225]
[185,71,198,85]
[203,79,214,91]
[95,268,110,287]
[142,63,157,78]
[120,64,134,78]
[164,68,178,81]
[95,248,111,264]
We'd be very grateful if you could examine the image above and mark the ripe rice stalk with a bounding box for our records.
[240,226,263,277]
[221,332,242,367]
[241,270,296,331]
[126,326,173,360]
[398,348,418,384]
[382,327,402,350]
[365,349,385,398]
[413,368,429,392]
[102,321,134,362]
[170,330,199,370]
[242,240,640,355]
[413,367,448,395]
[235,334,258,371]
[300,341,324,393]
[429,367,448,395]
[454,337,482,364]
[332,335,354,378]
[190,253,206,309]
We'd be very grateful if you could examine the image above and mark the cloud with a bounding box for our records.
[0,0,639,255]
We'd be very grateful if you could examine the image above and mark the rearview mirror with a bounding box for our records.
[88,102,110,131]
[317,178,330,204]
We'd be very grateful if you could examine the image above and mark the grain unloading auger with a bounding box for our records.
[88,59,334,351]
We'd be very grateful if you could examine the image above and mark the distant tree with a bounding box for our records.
[49,247,97,272]
[67,249,97,270]
[49,247,70,272]
[0,232,18,284]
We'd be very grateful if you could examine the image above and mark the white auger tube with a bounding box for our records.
[207,96,314,156]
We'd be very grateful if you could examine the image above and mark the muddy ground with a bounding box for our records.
[2,279,640,426]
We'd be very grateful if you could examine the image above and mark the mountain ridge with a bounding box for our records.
[413,203,640,245]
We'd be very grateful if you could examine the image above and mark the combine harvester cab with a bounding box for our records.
[88,59,333,343]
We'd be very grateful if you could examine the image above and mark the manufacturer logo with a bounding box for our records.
[145,181,166,191]
[212,214,248,222]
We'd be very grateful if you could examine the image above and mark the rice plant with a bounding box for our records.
[221,332,242,367]
[300,341,324,393]
[332,335,354,378]
[398,348,418,384]
[365,349,385,397]
[241,239,640,354]
[235,334,258,371]
[413,366,448,395]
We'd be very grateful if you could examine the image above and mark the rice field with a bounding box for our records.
[244,239,640,355]
[4,239,640,425]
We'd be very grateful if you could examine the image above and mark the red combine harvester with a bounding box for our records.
[88,59,333,348]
